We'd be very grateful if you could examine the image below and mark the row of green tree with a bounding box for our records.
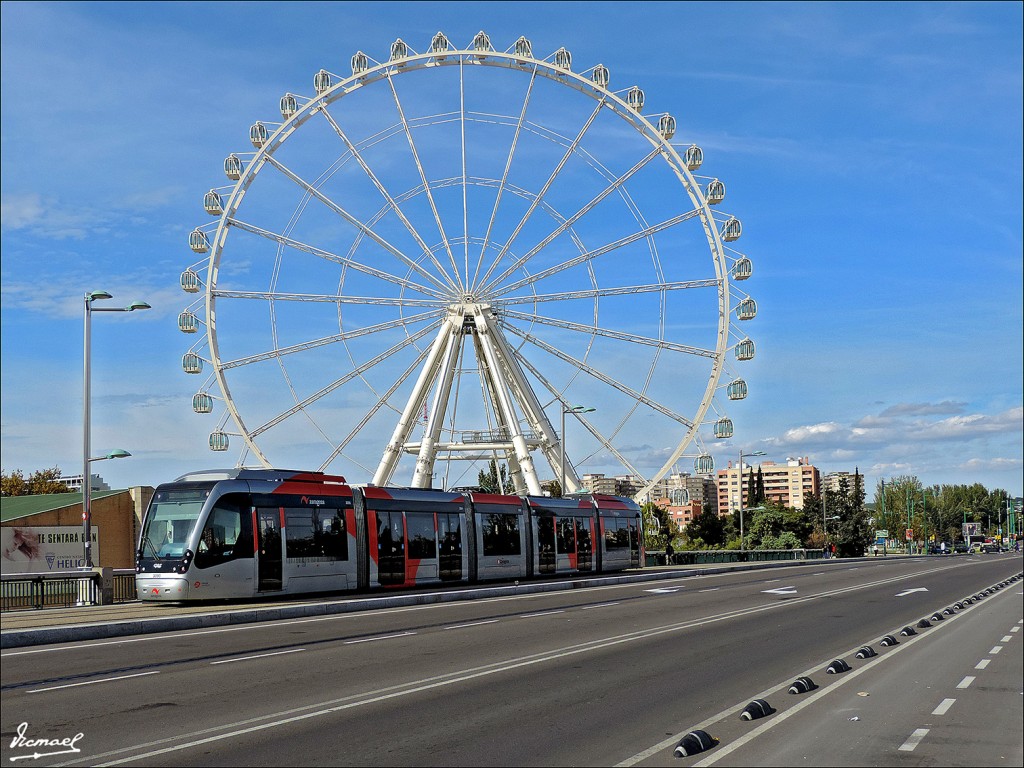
[644,471,1015,558]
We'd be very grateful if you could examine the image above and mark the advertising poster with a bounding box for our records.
[0,527,100,573]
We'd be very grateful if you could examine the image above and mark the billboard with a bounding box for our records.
[1,526,100,573]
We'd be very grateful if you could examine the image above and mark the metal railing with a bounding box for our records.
[0,569,137,611]
[646,549,823,567]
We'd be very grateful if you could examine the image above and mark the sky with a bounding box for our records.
[1,1,1021,499]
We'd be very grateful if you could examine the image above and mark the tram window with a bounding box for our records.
[285,509,318,558]
[320,511,348,561]
[481,513,521,557]
[194,495,252,569]
[284,508,349,560]
[407,513,437,560]
[604,518,629,550]
[557,518,577,554]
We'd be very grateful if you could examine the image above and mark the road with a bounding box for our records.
[1,554,1020,767]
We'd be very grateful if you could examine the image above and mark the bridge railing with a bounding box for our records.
[0,569,137,611]
[646,549,824,567]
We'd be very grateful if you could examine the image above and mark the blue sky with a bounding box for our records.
[1,1,1021,497]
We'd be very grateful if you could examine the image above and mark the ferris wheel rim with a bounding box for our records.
[192,36,747,498]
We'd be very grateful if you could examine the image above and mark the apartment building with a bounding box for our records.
[716,456,820,514]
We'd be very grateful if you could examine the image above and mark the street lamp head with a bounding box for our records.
[87,290,113,302]
[127,300,151,311]
[568,404,595,414]
[89,449,132,462]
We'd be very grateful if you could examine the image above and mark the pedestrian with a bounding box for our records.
[830,543,837,558]
[822,543,829,560]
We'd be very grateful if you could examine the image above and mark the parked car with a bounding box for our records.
[953,542,969,554]
[980,543,1000,553]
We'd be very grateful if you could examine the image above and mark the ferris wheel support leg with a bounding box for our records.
[373,317,458,487]
[473,312,543,496]
[411,325,462,488]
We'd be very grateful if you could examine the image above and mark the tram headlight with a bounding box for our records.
[178,548,194,574]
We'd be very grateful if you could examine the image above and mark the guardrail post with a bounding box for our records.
[99,568,114,605]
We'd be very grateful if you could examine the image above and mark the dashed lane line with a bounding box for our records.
[898,728,930,752]
[931,698,956,716]
[956,676,975,689]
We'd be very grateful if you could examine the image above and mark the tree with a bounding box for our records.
[686,505,726,549]
[476,460,510,494]
[642,502,675,550]
[1,467,69,497]
[754,467,766,506]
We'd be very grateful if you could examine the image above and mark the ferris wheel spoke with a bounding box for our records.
[511,349,646,479]
[502,323,695,429]
[249,320,440,439]
[472,68,538,289]
[262,154,454,295]
[500,308,718,359]
[317,342,435,472]
[317,105,461,291]
[212,289,446,308]
[491,208,704,298]
[478,99,606,290]
[498,278,719,305]
[219,310,439,371]
[385,74,463,287]
[479,146,661,295]
[226,218,449,299]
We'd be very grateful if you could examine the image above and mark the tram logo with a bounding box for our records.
[301,496,326,506]
[8,722,84,761]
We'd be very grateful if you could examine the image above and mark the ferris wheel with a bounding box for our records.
[179,31,757,501]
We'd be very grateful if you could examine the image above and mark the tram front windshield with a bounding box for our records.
[139,486,213,561]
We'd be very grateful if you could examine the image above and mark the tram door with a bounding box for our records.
[376,510,405,585]
[537,515,556,574]
[438,513,462,581]
[256,508,283,591]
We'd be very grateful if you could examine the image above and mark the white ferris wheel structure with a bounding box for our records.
[179,31,757,502]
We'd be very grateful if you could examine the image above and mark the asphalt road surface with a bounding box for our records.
[1,554,1020,767]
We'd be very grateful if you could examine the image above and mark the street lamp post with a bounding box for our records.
[737,448,765,552]
[83,290,150,567]
[559,405,594,496]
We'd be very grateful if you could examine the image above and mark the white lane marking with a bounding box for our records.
[211,649,305,665]
[763,579,780,583]
[932,698,956,716]
[957,676,975,689]
[646,587,682,594]
[990,646,1003,654]
[761,587,797,595]
[899,728,930,752]
[581,602,620,610]
[444,619,499,630]
[27,670,159,694]
[698,588,720,593]
[343,632,415,644]
[976,659,991,670]
[1011,626,1020,633]
[520,610,566,618]
[1001,635,1012,642]
[895,587,929,597]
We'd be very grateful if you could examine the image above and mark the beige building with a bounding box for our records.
[717,457,820,514]
[1,487,153,572]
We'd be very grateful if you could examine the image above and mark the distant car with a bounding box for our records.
[980,543,999,554]
[953,543,968,554]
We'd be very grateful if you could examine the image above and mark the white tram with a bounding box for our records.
[136,469,643,601]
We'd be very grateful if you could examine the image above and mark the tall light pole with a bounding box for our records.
[83,290,150,567]
[737,448,765,552]
[559,405,594,496]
